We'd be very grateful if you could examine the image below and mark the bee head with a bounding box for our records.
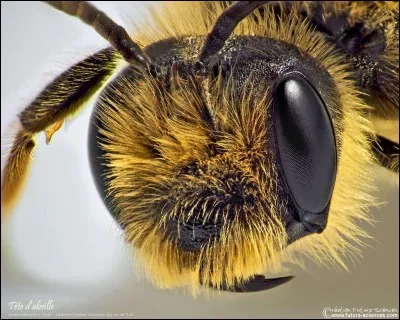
[95,35,345,291]
[93,4,376,293]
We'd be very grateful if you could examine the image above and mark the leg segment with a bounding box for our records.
[372,135,399,174]
[1,48,124,215]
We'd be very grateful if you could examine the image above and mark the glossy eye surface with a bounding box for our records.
[273,72,337,215]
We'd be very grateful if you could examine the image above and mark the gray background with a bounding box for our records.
[1,1,399,319]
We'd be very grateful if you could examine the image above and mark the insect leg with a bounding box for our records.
[1,48,125,215]
[372,135,399,174]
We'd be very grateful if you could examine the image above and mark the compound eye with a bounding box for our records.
[273,72,337,215]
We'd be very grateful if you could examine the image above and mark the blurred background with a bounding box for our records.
[1,1,399,319]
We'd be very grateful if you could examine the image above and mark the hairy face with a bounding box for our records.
[98,73,288,290]
[96,3,376,293]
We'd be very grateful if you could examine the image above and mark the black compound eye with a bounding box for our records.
[273,72,337,216]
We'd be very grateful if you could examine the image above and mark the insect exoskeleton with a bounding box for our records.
[88,2,373,294]
[1,1,398,295]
